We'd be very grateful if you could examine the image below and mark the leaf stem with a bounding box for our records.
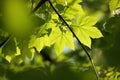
[47,0,99,80]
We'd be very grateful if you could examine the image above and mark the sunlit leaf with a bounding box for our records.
[109,0,120,14]
[29,35,50,52]
[5,55,12,62]
[71,16,103,48]
[64,3,85,19]
[66,0,82,4]
[49,27,74,56]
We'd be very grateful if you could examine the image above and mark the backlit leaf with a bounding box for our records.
[71,16,103,48]
[49,27,74,56]
[29,35,50,52]
[109,0,120,14]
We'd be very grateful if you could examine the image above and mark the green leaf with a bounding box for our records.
[32,14,46,27]
[49,27,74,56]
[84,27,103,39]
[55,4,65,13]
[17,38,34,60]
[37,24,52,37]
[77,16,98,27]
[64,3,85,20]
[2,38,16,62]
[29,35,50,52]
[5,55,12,63]
[66,0,82,4]
[71,16,103,48]
[11,55,23,64]
[109,0,120,13]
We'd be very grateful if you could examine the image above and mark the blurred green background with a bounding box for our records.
[1,0,120,80]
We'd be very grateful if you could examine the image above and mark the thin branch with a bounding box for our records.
[47,0,99,80]
[0,35,12,48]
[32,0,48,13]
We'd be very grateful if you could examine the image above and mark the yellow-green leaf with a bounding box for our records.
[49,27,74,56]
[109,0,120,13]
[82,26,103,39]
[72,16,103,48]
[64,3,85,19]
[29,35,50,52]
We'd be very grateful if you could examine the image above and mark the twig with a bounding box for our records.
[0,35,12,48]
[47,0,99,80]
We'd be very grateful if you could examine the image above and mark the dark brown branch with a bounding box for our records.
[47,0,99,80]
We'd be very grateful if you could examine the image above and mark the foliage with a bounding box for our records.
[0,0,120,80]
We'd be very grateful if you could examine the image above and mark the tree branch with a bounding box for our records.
[32,0,48,13]
[47,0,99,80]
